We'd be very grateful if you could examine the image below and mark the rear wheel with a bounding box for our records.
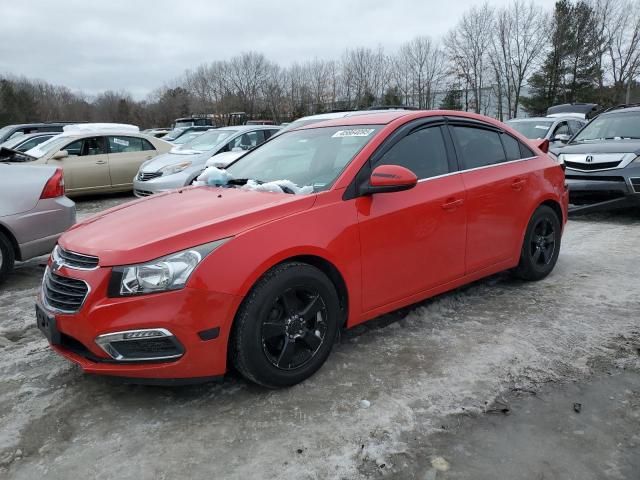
[0,232,15,284]
[513,205,561,281]
[230,262,340,388]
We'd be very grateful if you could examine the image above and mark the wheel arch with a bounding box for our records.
[540,199,564,224]
[0,222,21,261]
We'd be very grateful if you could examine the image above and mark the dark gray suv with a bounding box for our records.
[557,106,640,210]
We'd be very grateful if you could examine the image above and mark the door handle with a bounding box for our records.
[95,160,107,165]
[441,198,464,210]
[145,155,153,160]
[511,178,527,190]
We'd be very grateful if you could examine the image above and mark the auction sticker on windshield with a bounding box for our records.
[332,129,375,138]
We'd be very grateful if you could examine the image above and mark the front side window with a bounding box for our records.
[108,136,144,153]
[573,111,640,142]
[553,122,570,136]
[375,126,449,180]
[452,126,506,170]
[226,125,381,192]
[64,137,106,156]
[228,131,264,151]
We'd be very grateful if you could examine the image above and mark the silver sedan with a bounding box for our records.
[133,125,280,196]
[0,163,76,283]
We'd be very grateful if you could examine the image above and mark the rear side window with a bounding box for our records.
[108,136,144,153]
[452,126,506,170]
[501,134,522,161]
[375,126,449,180]
[142,139,156,151]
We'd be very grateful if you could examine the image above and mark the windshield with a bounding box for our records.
[163,128,187,141]
[179,130,235,152]
[172,132,204,145]
[507,120,553,139]
[273,118,330,137]
[573,111,640,142]
[226,125,381,192]
[25,135,67,158]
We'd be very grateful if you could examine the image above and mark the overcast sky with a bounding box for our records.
[0,0,558,99]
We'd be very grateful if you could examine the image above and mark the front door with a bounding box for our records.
[357,125,467,312]
[52,136,111,192]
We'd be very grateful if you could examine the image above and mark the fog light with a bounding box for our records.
[95,328,184,362]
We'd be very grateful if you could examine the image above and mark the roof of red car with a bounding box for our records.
[297,109,499,130]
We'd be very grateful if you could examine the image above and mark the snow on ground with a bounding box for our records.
[0,195,638,479]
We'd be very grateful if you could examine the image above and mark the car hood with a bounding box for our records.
[557,140,640,155]
[59,186,316,266]
[140,150,213,172]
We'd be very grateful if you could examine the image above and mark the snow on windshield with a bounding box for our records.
[203,125,382,194]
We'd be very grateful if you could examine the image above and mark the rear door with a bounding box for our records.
[448,121,538,273]
[357,122,467,312]
[51,136,111,192]
[107,135,157,188]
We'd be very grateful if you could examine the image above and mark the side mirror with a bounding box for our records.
[363,165,418,195]
[52,150,68,160]
[551,133,571,143]
[535,138,549,153]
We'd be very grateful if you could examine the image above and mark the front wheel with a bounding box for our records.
[230,262,340,388]
[513,205,561,281]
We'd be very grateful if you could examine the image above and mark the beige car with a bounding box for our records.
[24,129,172,196]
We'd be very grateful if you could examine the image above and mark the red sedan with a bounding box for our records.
[36,111,568,387]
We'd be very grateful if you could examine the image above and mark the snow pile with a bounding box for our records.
[193,166,234,187]
[194,166,313,194]
[241,179,314,195]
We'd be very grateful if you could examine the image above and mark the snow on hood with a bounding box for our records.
[193,167,314,195]
[169,147,204,155]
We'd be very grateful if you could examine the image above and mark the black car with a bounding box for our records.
[0,122,82,144]
[556,105,640,211]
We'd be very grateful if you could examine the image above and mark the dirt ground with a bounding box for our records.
[0,193,638,480]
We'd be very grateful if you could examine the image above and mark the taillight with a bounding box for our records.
[40,168,65,199]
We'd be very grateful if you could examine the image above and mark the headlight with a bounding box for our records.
[159,161,192,176]
[109,239,229,297]
[556,153,565,165]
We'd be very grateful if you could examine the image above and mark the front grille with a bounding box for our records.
[565,160,621,171]
[56,246,98,269]
[134,189,154,197]
[43,269,89,313]
[138,171,162,181]
[631,177,640,193]
[565,175,626,182]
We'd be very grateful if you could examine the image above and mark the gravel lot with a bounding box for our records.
[1,193,639,479]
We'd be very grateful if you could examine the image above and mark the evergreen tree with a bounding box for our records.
[439,86,463,110]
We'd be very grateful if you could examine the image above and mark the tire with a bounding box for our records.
[0,232,15,284]
[230,262,340,388]
[513,205,561,281]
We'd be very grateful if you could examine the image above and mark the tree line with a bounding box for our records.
[1,0,640,128]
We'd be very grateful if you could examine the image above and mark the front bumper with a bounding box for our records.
[133,167,203,197]
[37,264,242,381]
[565,166,640,205]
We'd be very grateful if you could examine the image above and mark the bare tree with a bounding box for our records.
[606,0,640,102]
[493,0,549,118]
[445,3,495,113]
[396,36,446,108]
